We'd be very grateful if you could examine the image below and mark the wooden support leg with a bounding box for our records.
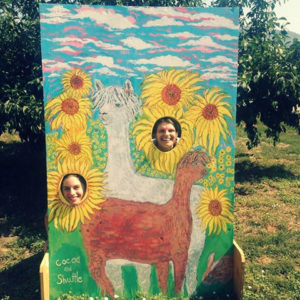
[39,252,49,300]
[233,240,245,300]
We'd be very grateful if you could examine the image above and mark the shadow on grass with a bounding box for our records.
[0,140,48,299]
[0,252,44,300]
[235,160,296,183]
[0,140,47,224]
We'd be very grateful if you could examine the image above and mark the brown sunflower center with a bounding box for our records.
[161,84,181,105]
[61,98,79,115]
[208,199,222,216]
[202,104,218,120]
[70,75,84,90]
[68,142,81,155]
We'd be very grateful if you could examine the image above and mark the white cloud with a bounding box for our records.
[163,31,199,39]
[40,5,73,24]
[53,46,81,55]
[90,67,119,77]
[206,55,235,64]
[74,7,138,30]
[144,16,183,27]
[49,36,126,51]
[129,55,191,67]
[76,55,131,72]
[189,15,238,30]
[121,37,154,50]
[180,36,231,50]
[212,33,238,41]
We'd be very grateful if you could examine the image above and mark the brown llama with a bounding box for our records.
[81,150,210,297]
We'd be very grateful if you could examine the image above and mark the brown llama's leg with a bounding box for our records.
[88,250,114,297]
[173,255,188,295]
[156,261,169,294]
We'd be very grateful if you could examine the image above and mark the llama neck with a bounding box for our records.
[105,114,136,177]
[171,173,194,207]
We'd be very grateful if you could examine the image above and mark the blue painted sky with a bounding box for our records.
[40,4,238,101]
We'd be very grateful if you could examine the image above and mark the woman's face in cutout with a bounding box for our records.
[155,121,178,152]
[62,175,84,205]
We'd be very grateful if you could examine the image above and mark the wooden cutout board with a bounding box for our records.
[40,4,239,299]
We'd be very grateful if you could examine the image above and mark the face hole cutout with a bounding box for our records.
[152,117,181,152]
[60,173,87,206]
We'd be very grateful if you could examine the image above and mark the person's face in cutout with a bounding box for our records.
[155,121,178,152]
[62,175,84,206]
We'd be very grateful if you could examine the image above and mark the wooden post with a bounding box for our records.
[39,252,49,300]
[233,240,245,300]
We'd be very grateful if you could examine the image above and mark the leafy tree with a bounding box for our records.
[212,0,300,147]
[0,0,299,147]
[0,0,44,144]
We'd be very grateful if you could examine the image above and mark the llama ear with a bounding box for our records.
[123,79,133,96]
[95,79,104,91]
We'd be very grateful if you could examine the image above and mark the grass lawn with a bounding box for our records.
[0,125,299,300]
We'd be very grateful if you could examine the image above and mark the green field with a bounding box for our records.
[0,125,299,300]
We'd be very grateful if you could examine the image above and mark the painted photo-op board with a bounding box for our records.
[40,4,239,299]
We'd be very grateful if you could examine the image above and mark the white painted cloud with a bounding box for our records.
[74,7,137,30]
[201,72,235,80]
[206,55,235,64]
[53,46,81,55]
[135,66,151,72]
[40,5,73,24]
[90,67,119,77]
[129,55,191,67]
[144,16,183,27]
[41,5,138,30]
[42,61,72,73]
[163,31,199,39]
[180,36,231,50]
[121,37,154,50]
[49,36,126,51]
[189,16,238,30]
[76,55,131,72]
[131,7,190,18]
[203,66,232,73]
[131,7,238,30]
[212,33,238,41]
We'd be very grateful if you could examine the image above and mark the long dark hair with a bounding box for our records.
[60,173,87,194]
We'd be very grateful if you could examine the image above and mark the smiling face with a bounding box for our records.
[155,121,178,152]
[62,175,85,205]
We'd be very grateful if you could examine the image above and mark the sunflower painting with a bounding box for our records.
[187,87,233,155]
[62,68,92,98]
[47,161,105,232]
[133,106,194,174]
[55,129,93,165]
[197,187,234,235]
[45,91,92,131]
[40,4,239,300]
[141,69,203,116]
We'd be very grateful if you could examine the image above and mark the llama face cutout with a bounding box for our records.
[92,79,141,125]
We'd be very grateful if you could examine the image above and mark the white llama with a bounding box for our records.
[91,78,206,295]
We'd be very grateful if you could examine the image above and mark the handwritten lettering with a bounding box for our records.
[56,256,80,267]
[57,272,83,285]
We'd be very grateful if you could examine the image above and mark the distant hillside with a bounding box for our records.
[288,30,300,41]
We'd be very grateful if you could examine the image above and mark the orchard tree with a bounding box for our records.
[0,0,44,143]
[0,0,299,146]
[212,0,300,147]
